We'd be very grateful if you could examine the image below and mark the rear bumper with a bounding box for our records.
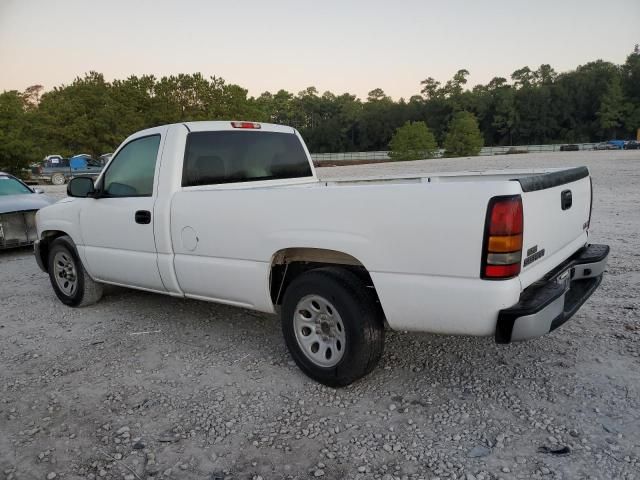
[496,243,609,343]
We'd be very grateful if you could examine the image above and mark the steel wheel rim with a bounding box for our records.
[293,294,346,368]
[53,251,78,297]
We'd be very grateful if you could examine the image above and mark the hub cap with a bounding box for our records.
[293,295,346,367]
[53,251,77,297]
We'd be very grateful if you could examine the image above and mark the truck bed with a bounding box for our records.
[321,167,587,190]
[318,166,592,293]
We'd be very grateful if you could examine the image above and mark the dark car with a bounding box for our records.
[594,142,618,150]
[623,140,640,150]
[560,144,580,151]
[31,155,104,185]
[0,172,55,249]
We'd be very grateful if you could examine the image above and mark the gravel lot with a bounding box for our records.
[1,150,639,480]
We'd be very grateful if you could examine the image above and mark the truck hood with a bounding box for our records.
[0,193,56,214]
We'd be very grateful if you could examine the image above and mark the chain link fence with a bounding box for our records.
[311,143,603,164]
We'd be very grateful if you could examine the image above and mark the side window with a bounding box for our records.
[103,135,161,197]
[182,131,312,187]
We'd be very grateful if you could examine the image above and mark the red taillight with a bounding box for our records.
[231,121,261,129]
[485,264,521,278]
[489,197,523,235]
[482,195,523,279]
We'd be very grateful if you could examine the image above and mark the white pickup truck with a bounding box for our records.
[34,121,609,386]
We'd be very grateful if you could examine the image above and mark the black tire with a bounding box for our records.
[281,267,385,387]
[47,235,103,307]
[51,173,66,185]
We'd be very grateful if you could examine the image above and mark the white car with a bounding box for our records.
[34,121,609,386]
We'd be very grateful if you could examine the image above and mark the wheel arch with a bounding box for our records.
[268,247,379,307]
[37,230,71,273]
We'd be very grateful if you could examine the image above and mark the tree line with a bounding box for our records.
[1,48,639,174]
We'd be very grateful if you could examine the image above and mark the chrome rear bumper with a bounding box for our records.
[496,244,609,343]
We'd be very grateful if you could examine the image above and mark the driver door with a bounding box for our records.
[79,129,166,291]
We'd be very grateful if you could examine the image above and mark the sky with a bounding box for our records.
[1,0,638,100]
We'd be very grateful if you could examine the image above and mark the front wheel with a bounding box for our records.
[281,267,385,387]
[48,235,103,307]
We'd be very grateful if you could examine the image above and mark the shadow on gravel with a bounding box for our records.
[89,282,510,383]
[0,245,33,257]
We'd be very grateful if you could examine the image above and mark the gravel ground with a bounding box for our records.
[1,150,639,480]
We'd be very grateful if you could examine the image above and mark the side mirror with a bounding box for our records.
[33,188,44,194]
[67,176,96,198]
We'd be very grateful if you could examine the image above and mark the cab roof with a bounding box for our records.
[183,121,295,134]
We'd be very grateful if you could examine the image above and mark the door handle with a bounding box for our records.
[561,190,572,210]
[135,210,151,224]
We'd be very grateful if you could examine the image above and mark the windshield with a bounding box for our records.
[0,176,32,196]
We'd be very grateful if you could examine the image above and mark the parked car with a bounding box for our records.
[607,140,625,150]
[559,144,579,151]
[623,140,640,150]
[31,155,104,185]
[34,121,609,386]
[0,172,55,249]
[99,153,113,166]
[594,142,618,150]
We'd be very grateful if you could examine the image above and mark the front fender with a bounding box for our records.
[36,199,83,245]
[36,199,88,273]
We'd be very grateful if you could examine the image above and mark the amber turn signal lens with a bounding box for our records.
[488,234,523,253]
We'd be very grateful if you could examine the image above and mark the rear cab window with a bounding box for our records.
[45,158,69,168]
[182,131,313,187]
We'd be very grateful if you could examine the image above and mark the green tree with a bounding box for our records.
[444,112,483,157]
[367,88,389,102]
[420,77,441,99]
[257,89,295,125]
[621,49,640,135]
[1,49,638,168]
[357,90,395,151]
[389,121,438,161]
[488,80,516,145]
[598,75,625,138]
[511,66,535,89]
[534,64,557,85]
[442,69,469,98]
[34,72,116,157]
[0,91,36,175]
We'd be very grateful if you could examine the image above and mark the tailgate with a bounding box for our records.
[517,167,591,289]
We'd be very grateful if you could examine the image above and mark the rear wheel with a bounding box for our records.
[51,173,66,185]
[281,267,384,387]
[48,235,103,307]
